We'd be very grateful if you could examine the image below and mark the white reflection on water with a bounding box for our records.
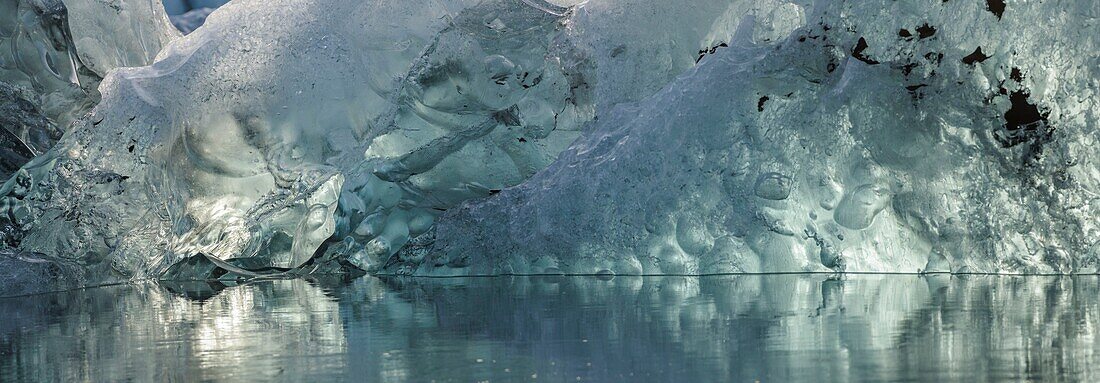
[2,275,1100,381]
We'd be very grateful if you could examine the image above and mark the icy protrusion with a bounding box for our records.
[833,184,890,230]
[62,0,180,77]
[0,0,100,128]
[390,0,1100,275]
[1,0,180,168]
[754,172,793,201]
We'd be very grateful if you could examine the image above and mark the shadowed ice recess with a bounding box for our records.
[0,0,1098,295]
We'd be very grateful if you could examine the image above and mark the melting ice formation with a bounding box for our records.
[0,0,1097,294]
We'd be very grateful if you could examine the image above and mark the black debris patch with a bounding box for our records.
[898,29,912,38]
[517,137,527,143]
[962,47,990,65]
[986,0,1006,19]
[1003,92,1046,136]
[696,42,728,63]
[994,90,1052,152]
[852,37,880,65]
[757,96,769,112]
[916,24,937,39]
[905,84,928,92]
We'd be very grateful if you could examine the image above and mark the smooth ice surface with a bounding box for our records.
[394,0,1100,276]
[5,275,1100,381]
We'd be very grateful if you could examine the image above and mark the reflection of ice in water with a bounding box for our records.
[3,275,1100,381]
[0,279,346,382]
[186,281,347,379]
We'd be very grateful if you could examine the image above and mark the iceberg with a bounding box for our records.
[389,0,1100,275]
[0,0,1097,295]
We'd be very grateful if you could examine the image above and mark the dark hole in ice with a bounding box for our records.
[898,29,912,38]
[1010,67,1024,82]
[695,42,728,63]
[995,90,1052,151]
[962,47,990,65]
[757,96,769,112]
[852,37,880,65]
[1004,92,1045,133]
[916,24,937,39]
[986,0,1006,19]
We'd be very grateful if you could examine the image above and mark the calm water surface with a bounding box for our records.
[2,274,1098,382]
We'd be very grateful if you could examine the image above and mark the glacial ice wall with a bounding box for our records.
[0,0,609,288]
[0,0,1098,295]
[390,0,1100,275]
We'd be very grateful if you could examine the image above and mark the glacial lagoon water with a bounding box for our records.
[3,274,1099,382]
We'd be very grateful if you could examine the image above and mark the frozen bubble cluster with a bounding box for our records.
[0,0,1098,294]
